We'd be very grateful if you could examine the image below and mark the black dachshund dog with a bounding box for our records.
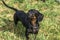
[2,0,44,40]
[27,9,44,40]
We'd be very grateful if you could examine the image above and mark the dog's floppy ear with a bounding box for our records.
[36,11,44,22]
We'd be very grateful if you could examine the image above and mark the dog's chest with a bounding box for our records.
[27,25,39,34]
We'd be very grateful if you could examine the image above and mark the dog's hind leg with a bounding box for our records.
[14,14,19,34]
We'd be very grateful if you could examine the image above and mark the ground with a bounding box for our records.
[0,0,60,40]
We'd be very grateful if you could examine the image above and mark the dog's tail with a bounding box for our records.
[2,0,18,11]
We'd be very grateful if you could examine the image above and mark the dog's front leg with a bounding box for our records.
[25,29,29,40]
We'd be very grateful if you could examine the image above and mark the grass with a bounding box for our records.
[0,0,60,40]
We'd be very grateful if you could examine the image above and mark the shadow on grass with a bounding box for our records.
[0,18,26,40]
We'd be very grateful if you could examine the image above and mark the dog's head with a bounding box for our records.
[27,9,44,34]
